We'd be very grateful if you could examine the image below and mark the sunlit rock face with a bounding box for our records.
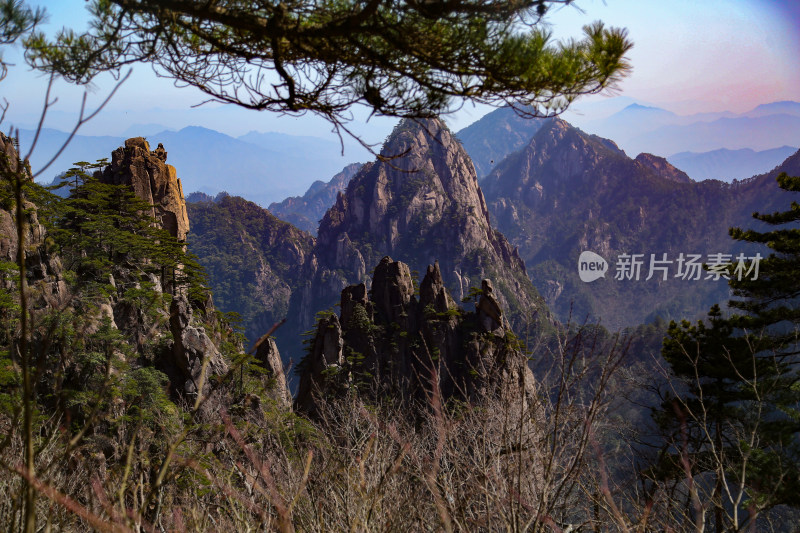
[99,137,190,241]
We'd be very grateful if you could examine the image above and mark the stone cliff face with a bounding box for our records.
[289,118,543,340]
[98,137,190,241]
[96,138,228,397]
[296,257,535,415]
[0,133,68,304]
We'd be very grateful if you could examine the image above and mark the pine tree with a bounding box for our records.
[655,173,800,530]
[44,161,208,304]
[24,0,632,132]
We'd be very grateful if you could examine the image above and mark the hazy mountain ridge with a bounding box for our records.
[20,125,356,206]
[667,146,798,181]
[579,100,800,162]
[268,163,363,234]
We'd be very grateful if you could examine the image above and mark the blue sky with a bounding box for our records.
[1,0,799,156]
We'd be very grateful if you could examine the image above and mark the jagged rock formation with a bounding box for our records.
[94,138,229,397]
[289,118,544,345]
[269,163,363,234]
[254,335,292,408]
[296,257,535,415]
[481,117,797,329]
[98,137,190,241]
[186,194,314,351]
[0,133,68,303]
[169,292,228,398]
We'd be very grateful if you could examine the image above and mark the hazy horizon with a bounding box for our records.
[1,0,798,155]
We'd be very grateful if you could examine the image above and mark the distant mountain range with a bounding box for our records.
[18,126,358,206]
[668,146,798,181]
[451,102,800,183]
[581,101,800,160]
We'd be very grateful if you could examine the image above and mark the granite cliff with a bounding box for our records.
[98,137,190,241]
[93,138,230,398]
[289,118,545,345]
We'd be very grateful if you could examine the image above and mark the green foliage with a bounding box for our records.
[45,164,180,282]
[25,1,632,129]
[461,286,483,305]
[122,367,177,426]
[185,195,313,344]
[0,350,19,416]
[728,173,800,334]
[655,173,800,519]
[37,161,209,314]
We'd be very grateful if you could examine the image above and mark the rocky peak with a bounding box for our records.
[296,257,535,415]
[482,117,654,213]
[254,336,292,409]
[371,256,416,326]
[477,279,504,332]
[419,261,455,313]
[290,118,543,341]
[455,105,547,178]
[635,153,693,183]
[99,137,190,241]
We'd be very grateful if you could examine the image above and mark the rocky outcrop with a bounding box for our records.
[93,138,232,398]
[254,336,292,409]
[98,137,190,241]
[168,293,228,399]
[0,133,68,304]
[288,118,544,344]
[296,257,535,415]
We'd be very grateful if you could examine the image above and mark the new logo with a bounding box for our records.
[578,251,608,283]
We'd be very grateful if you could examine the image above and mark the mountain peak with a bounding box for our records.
[620,103,674,115]
[289,114,543,337]
[380,117,459,162]
[99,138,190,241]
[455,105,547,177]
